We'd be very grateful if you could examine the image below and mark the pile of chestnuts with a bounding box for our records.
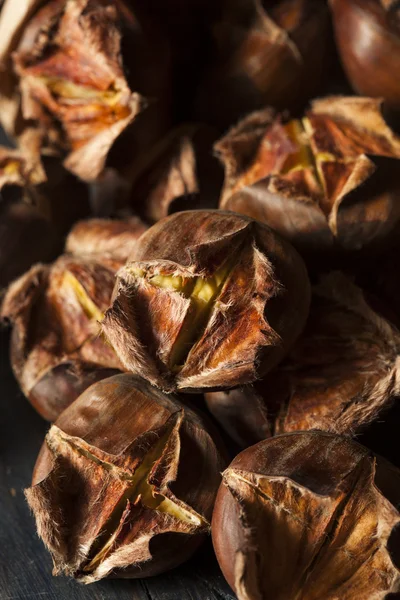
[1,1,400,598]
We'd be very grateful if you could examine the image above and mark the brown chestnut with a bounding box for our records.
[1,255,123,421]
[216,96,400,259]
[194,0,330,129]
[102,210,311,393]
[212,431,400,599]
[0,0,171,181]
[217,96,400,256]
[206,272,400,447]
[65,217,148,265]
[25,373,225,582]
[331,0,400,111]
[128,124,223,223]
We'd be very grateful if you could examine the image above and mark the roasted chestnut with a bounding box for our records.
[1,255,123,420]
[102,210,311,393]
[194,0,330,129]
[0,0,171,181]
[213,431,400,599]
[206,272,400,447]
[25,373,225,582]
[217,96,400,256]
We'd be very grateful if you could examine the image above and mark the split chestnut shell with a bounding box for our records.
[102,210,311,393]
[1,254,123,421]
[25,374,225,582]
[217,97,400,255]
[213,431,400,599]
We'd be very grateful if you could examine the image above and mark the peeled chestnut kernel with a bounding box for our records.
[194,0,330,129]
[331,0,400,110]
[217,96,400,255]
[128,124,223,223]
[207,272,400,445]
[65,217,148,265]
[25,373,225,582]
[102,210,311,393]
[1,255,123,421]
[0,0,171,181]
[213,431,400,600]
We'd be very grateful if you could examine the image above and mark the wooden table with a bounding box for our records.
[0,331,236,600]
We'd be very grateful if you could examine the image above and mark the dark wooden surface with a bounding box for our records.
[0,331,236,600]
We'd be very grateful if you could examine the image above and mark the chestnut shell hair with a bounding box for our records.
[206,271,400,447]
[26,374,225,582]
[102,210,311,393]
[213,431,400,599]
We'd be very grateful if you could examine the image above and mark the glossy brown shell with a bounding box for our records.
[213,431,400,599]
[331,0,400,109]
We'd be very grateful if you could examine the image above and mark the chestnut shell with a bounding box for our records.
[102,210,311,392]
[213,431,400,599]
[331,0,400,109]
[26,374,225,581]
